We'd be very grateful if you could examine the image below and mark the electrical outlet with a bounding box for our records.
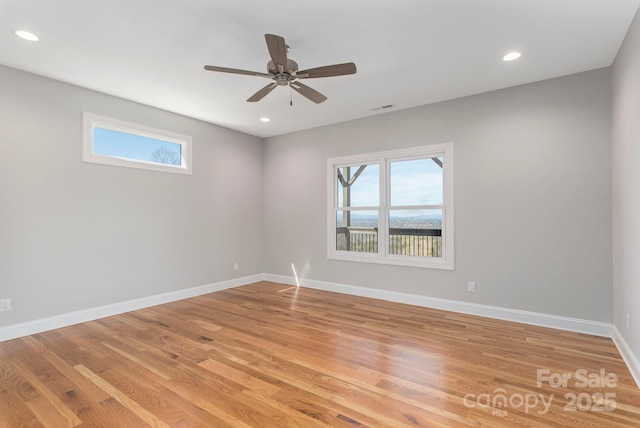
[233,262,239,271]
[467,281,476,293]
[0,298,11,312]
[626,313,630,330]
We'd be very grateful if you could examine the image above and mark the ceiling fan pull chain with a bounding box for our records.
[290,85,293,106]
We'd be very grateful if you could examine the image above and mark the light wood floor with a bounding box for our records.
[1,281,639,427]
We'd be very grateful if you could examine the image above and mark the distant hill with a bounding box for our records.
[336,213,441,229]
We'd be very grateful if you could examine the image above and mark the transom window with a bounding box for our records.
[83,112,192,175]
[327,143,454,269]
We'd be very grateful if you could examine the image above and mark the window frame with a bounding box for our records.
[327,143,454,270]
[82,112,192,175]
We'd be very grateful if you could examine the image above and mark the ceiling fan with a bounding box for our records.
[204,34,356,104]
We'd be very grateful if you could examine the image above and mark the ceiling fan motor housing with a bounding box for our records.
[268,59,299,84]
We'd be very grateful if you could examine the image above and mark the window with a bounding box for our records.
[83,112,192,175]
[327,143,453,269]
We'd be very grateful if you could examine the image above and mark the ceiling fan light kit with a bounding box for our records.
[204,34,356,104]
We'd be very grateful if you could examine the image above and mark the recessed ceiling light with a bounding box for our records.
[260,117,270,122]
[14,30,39,42]
[503,51,522,62]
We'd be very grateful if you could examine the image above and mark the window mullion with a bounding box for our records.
[379,157,389,257]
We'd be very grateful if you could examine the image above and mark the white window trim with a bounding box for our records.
[82,112,193,175]
[327,143,454,270]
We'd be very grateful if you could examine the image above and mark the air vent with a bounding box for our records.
[371,104,395,111]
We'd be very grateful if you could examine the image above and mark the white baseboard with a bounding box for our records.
[263,274,613,337]
[0,274,263,343]
[612,326,640,389]
[4,273,638,391]
[1,273,611,342]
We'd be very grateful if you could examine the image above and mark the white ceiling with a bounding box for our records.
[1,1,639,138]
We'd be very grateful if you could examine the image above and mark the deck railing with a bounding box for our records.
[336,227,442,257]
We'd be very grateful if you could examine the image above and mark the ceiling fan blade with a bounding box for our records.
[297,62,357,79]
[247,82,278,102]
[265,34,288,72]
[291,82,327,104]
[204,65,272,78]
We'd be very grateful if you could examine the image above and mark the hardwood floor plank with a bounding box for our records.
[19,337,126,428]
[241,388,334,427]
[103,366,233,428]
[24,395,81,428]
[197,358,281,396]
[1,348,83,427]
[0,354,39,402]
[0,391,43,428]
[100,340,172,381]
[74,364,170,428]
[97,397,153,428]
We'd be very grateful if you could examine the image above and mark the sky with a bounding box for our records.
[337,157,444,225]
[338,157,443,207]
[93,127,182,165]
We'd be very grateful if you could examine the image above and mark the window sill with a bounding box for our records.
[328,251,454,270]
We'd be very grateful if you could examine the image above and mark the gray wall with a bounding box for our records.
[0,65,264,327]
[263,68,612,322]
[613,10,640,358]
[0,61,615,329]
